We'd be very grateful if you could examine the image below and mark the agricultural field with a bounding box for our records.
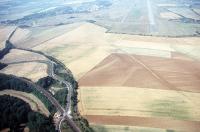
[78,53,200,132]
[0,49,49,82]
[1,0,200,37]
[89,118,199,132]
[1,49,47,63]
[0,26,16,50]
[79,86,200,120]
[13,23,82,48]
[91,124,174,132]
[14,22,199,131]
[160,12,181,20]
[79,53,200,92]
[29,22,200,79]
[168,7,200,21]
[0,0,200,131]
[94,0,200,36]
[9,27,30,45]
[193,8,200,15]
[0,62,48,82]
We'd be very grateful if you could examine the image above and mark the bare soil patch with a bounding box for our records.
[91,124,168,132]
[86,115,200,132]
[79,53,200,93]
[171,52,194,61]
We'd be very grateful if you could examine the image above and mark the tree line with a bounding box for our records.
[0,73,56,114]
[0,95,55,132]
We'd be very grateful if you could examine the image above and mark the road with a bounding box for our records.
[146,0,156,33]
[5,28,81,132]
[12,47,81,132]
[49,62,72,114]
[48,61,75,131]
[6,60,73,117]
[147,0,155,26]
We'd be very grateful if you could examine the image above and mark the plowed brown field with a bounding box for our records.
[79,53,200,93]
[86,115,200,132]
[78,53,200,132]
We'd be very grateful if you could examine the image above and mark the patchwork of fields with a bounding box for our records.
[0,21,199,131]
[78,53,200,132]
[17,22,198,132]
[0,0,200,130]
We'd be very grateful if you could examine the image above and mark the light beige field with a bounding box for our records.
[10,27,30,44]
[168,8,200,21]
[79,86,200,121]
[30,22,200,79]
[0,48,49,82]
[160,12,181,19]
[0,49,47,64]
[15,22,82,48]
[79,86,200,132]
[0,62,48,82]
[193,8,200,15]
[0,90,49,116]
[157,4,177,7]
[91,124,175,132]
[0,26,16,50]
